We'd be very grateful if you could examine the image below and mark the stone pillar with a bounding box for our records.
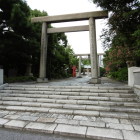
[0,69,3,84]
[87,68,89,76]
[37,22,48,82]
[25,64,33,77]
[89,17,101,84]
[98,55,100,77]
[77,56,82,78]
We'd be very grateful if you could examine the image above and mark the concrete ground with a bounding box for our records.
[0,128,90,140]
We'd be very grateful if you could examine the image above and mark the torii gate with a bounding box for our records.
[31,11,108,84]
[75,53,105,78]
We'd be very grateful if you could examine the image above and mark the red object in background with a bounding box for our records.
[72,66,76,77]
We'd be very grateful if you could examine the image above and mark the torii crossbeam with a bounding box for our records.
[31,11,108,84]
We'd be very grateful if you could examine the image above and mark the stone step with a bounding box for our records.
[0,90,137,100]
[0,114,135,131]
[8,84,132,90]
[4,86,134,93]
[53,118,135,132]
[0,101,140,115]
[0,100,140,112]
[0,105,140,120]
[1,109,140,128]
[0,110,140,140]
[0,101,140,113]
[0,96,140,107]
[1,109,139,126]
[0,84,140,140]
[0,93,136,101]
[0,88,136,95]
[1,120,139,140]
[0,93,137,102]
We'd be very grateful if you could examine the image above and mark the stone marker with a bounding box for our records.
[0,69,3,85]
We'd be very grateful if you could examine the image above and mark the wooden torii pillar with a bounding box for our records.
[31,11,108,83]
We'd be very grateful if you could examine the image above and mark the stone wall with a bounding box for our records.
[128,67,140,98]
[134,85,140,98]
[128,67,140,87]
[133,69,140,85]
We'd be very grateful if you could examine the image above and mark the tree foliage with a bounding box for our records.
[82,57,91,65]
[91,0,140,80]
[0,0,32,75]
[0,0,77,80]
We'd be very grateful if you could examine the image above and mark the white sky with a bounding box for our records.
[26,0,108,54]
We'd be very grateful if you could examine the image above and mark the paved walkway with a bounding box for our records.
[11,75,128,87]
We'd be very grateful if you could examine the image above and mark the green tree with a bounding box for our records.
[92,0,140,60]
[65,45,78,66]
[30,10,77,79]
[0,0,77,80]
[82,57,91,65]
[0,0,32,75]
[91,0,140,80]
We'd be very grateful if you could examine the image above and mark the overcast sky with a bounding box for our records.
[26,0,108,54]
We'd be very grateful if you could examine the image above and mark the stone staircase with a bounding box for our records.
[0,84,140,140]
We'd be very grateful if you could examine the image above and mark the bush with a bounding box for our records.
[108,67,128,81]
[100,67,106,77]
[4,76,36,83]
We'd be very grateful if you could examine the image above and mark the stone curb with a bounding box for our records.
[1,118,140,140]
